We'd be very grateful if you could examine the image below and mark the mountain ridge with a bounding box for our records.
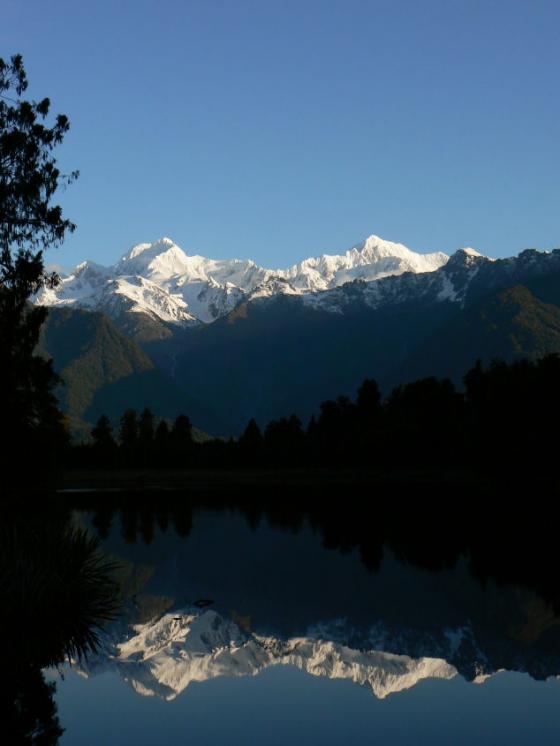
[37,235,560,436]
[77,607,460,701]
[143,246,560,434]
[39,234,450,328]
[38,307,212,438]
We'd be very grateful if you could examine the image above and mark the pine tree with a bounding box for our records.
[239,418,263,450]
[154,419,170,446]
[119,410,138,448]
[171,414,192,444]
[0,54,77,479]
[91,415,115,449]
[170,414,193,467]
[154,419,170,468]
[138,408,155,467]
[139,408,155,444]
[239,418,264,466]
[357,379,381,418]
[91,414,116,467]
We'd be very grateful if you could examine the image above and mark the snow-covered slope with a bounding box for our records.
[39,252,197,326]
[37,235,449,326]
[279,235,448,292]
[302,247,488,314]
[79,607,457,701]
[299,246,560,317]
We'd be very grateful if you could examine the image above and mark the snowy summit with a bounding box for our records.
[37,234,451,326]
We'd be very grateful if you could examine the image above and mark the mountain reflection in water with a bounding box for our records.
[7,487,560,744]
[73,493,560,701]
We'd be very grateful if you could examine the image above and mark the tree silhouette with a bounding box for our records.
[170,414,193,465]
[385,376,463,464]
[119,409,138,447]
[239,418,264,465]
[356,378,381,418]
[153,419,170,467]
[138,408,155,466]
[0,54,77,481]
[314,396,355,461]
[91,415,114,449]
[119,409,138,466]
[264,415,305,465]
[171,414,192,443]
[139,408,155,444]
[2,514,120,744]
[65,353,560,475]
[155,419,170,444]
[91,414,116,466]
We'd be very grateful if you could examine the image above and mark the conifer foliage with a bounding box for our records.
[0,55,77,478]
[74,354,560,476]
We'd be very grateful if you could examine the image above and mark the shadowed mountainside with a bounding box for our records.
[146,278,560,435]
[37,250,560,437]
[396,285,560,383]
[38,307,212,439]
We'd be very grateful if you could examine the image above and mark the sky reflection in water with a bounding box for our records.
[50,507,560,745]
[53,666,560,746]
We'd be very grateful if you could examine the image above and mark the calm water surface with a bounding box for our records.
[48,505,560,744]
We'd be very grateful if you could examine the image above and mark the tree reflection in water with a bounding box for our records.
[5,483,560,741]
[1,507,121,744]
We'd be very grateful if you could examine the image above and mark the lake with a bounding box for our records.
[33,493,560,745]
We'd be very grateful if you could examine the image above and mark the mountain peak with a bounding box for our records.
[78,607,458,700]
[360,234,412,253]
[116,238,191,279]
[38,234,454,326]
[352,235,449,274]
[122,237,180,262]
[445,247,487,270]
[460,247,484,257]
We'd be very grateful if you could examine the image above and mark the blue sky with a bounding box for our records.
[3,0,559,267]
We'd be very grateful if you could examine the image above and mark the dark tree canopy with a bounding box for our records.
[171,414,193,444]
[91,415,116,469]
[155,419,170,444]
[139,408,155,444]
[0,55,77,480]
[0,54,77,259]
[119,409,139,448]
[91,415,113,446]
[356,378,381,417]
[239,418,263,449]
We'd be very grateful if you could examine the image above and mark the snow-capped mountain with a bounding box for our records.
[40,251,198,326]
[78,607,458,701]
[147,244,560,435]
[298,246,560,316]
[301,247,489,314]
[38,235,449,326]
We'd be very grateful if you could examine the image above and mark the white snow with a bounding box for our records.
[36,234,452,325]
[436,273,458,302]
[460,247,484,257]
[78,608,458,701]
